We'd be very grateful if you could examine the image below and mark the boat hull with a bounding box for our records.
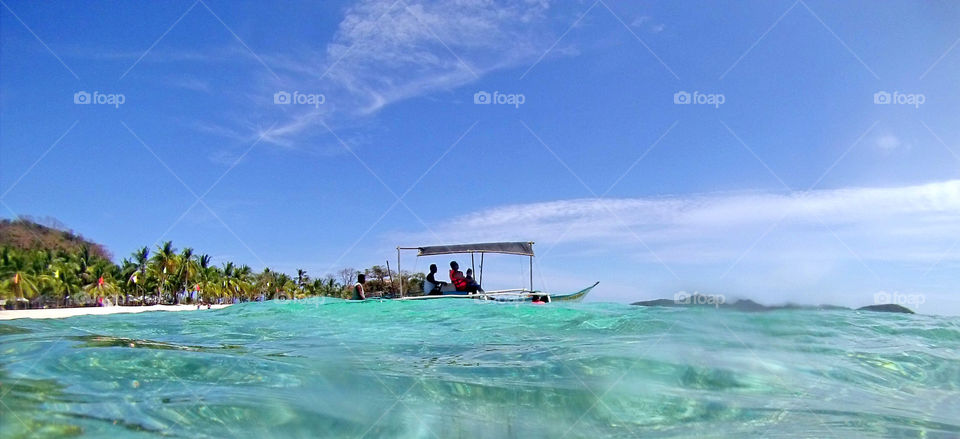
[547,281,598,302]
[394,282,598,303]
[491,282,598,303]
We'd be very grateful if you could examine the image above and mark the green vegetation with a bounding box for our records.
[0,218,423,308]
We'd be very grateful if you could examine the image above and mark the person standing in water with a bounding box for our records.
[352,273,366,300]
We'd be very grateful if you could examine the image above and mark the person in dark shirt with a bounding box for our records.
[352,274,366,300]
[465,268,483,293]
[425,264,446,295]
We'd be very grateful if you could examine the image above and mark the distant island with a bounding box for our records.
[0,218,424,310]
[632,294,915,314]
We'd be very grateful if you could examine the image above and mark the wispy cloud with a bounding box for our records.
[193,121,253,143]
[399,179,960,264]
[630,15,665,33]
[249,0,575,146]
[257,111,323,148]
[874,133,907,153]
[68,47,233,63]
[321,0,551,113]
[168,76,211,93]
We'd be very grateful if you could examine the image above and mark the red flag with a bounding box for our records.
[98,276,104,286]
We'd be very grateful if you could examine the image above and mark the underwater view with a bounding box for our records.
[2,300,958,438]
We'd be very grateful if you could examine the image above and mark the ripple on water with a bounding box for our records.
[0,300,958,438]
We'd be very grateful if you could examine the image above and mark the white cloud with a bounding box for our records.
[248,0,571,146]
[630,16,651,27]
[194,121,250,142]
[325,0,553,110]
[258,112,324,148]
[875,134,902,151]
[630,15,664,33]
[401,179,960,264]
[168,76,211,93]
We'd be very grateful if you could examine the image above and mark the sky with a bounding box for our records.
[2,0,959,313]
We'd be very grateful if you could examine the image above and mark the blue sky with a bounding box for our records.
[2,0,959,313]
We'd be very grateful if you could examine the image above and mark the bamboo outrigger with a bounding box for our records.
[394,241,597,303]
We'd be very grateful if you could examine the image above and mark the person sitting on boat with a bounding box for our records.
[425,264,446,295]
[449,261,469,293]
[465,268,483,293]
[352,274,366,300]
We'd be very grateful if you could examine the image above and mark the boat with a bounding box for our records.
[392,241,597,303]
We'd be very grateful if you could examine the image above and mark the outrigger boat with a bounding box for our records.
[393,241,597,303]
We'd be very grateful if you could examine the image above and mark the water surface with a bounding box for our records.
[1,299,958,438]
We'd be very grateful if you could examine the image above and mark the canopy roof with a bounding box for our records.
[416,242,534,257]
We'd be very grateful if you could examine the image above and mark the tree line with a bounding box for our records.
[0,220,424,308]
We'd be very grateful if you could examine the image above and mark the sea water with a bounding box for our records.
[1,299,958,438]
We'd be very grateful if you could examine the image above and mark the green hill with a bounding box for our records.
[0,217,111,260]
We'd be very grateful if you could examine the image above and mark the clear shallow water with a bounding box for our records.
[1,300,958,439]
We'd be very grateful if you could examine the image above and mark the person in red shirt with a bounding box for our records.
[449,261,468,292]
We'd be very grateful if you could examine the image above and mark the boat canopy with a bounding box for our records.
[415,242,534,257]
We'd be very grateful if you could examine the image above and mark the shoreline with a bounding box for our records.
[0,304,231,321]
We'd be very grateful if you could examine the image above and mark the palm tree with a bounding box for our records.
[83,262,119,306]
[0,248,41,309]
[176,248,197,304]
[296,269,309,298]
[118,258,137,305]
[196,254,212,303]
[75,246,96,288]
[276,272,293,299]
[256,267,274,299]
[221,262,250,303]
[235,265,254,301]
[149,241,177,304]
[46,256,83,307]
[133,247,149,305]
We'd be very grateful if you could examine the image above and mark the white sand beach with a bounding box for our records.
[0,304,231,320]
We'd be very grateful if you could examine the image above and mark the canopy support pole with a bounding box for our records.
[471,253,475,279]
[479,253,484,286]
[529,255,533,292]
[397,247,403,297]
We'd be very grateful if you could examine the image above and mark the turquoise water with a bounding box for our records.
[1,300,958,438]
